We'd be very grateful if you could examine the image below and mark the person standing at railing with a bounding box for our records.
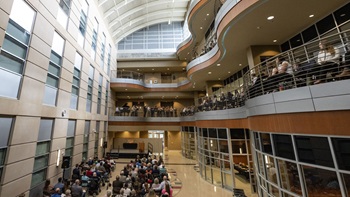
[314,40,340,84]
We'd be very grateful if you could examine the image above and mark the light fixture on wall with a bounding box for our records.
[100,138,103,147]
[56,149,61,167]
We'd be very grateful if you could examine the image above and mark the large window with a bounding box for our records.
[94,121,100,158]
[0,117,13,180]
[57,0,71,28]
[86,65,94,112]
[43,32,65,106]
[91,18,98,60]
[32,119,53,188]
[106,45,111,75]
[82,121,90,161]
[65,120,75,158]
[70,53,82,109]
[105,80,109,115]
[0,0,35,98]
[77,0,89,47]
[100,33,106,69]
[97,74,102,114]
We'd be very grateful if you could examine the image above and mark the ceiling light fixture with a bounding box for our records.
[125,89,128,91]
[200,27,203,29]
[208,72,212,74]
[167,68,170,70]
[228,71,231,73]
[273,40,277,42]
[239,64,242,66]
[309,14,314,18]
[217,64,221,66]
[267,16,274,20]
[207,13,209,16]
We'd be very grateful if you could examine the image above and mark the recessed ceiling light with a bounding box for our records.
[273,40,277,42]
[239,64,242,66]
[228,71,231,73]
[208,72,212,74]
[125,89,128,91]
[185,58,187,60]
[257,26,260,29]
[218,78,221,80]
[309,14,314,18]
[137,69,139,71]
[217,63,221,66]
[152,68,154,70]
[200,27,203,29]
[267,16,274,20]
[340,13,346,17]
[207,13,209,16]
[167,68,169,70]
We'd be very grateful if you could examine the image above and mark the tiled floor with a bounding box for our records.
[96,150,257,197]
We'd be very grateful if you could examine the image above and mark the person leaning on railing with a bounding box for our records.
[336,44,350,78]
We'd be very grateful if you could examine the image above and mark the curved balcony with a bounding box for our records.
[110,70,192,91]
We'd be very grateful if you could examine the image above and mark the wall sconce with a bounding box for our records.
[100,138,103,147]
[56,149,61,167]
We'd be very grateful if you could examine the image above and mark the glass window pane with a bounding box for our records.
[73,77,79,87]
[70,94,78,109]
[217,129,227,139]
[0,68,21,98]
[43,85,57,106]
[302,165,341,196]
[6,20,30,44]
[334,3,350,25]
[230,129,245,139]
[48,62,60,76]
[50,51,62,66]
[84,121,90,135]
[260,133,272,155]
[71,86,79,95]
[277,159,302,195]
[295,136,334,168]
[66,137,74,148]
[74,53,82,69]
[51,32,64,56]
[73,68,80,77]
[38,119,53,141]
[332,138,350,170]
[3,36,27,59]
[67,120,75,137]
[31,169,46,187]
[232,141,246,154]
[273,134,295,160]
[316,14,336,35]
[46,74,59,88]
[0,148,7,165]
[36,142,50,156]
[0,117,13,147]
[10,0,35,32]
[65,147,73,156]
[0,51,24,74]
[33,155,49,171]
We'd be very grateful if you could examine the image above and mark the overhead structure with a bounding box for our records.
[97,0,190,44]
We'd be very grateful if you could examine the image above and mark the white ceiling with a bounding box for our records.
[97,0,191,44]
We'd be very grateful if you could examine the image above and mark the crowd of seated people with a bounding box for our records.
[42,157,116,197]
[115,105,178,118]
[247,40,350,98]
[180,105,196,116]
[197,91,244,112]
[112,155,171,197]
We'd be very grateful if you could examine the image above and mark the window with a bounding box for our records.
[332,138,350,170]
[57,0,71,28]
[65,120,75,159]
[0,117,13,180]
[273,134,295,160]
[86,65,94,112]
[316,14,336,35]
[82,121,90,161]
[295,136,334,168]
[334,2,350,25]
[302,25,318,43]
[0,0,35,99]
[100,33,106,69]
[97,74,102,114]
[70,53,82,109]
[105,80,109,115]
[94,121,100,157]
[32,119,53,188]
[107,45,111,75]
[43,32,65,106]
[77,0,89,47]
[91,18,98,60]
